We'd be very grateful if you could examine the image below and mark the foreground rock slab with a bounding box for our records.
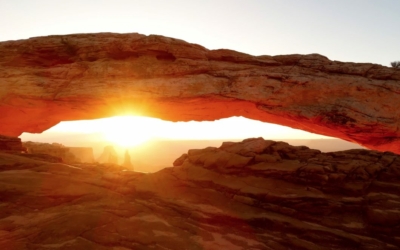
[0,33,400,153]
[0,138,399,249]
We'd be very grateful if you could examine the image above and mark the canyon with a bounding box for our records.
[0,33,399,153]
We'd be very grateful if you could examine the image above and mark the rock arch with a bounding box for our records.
[0,33,399,153]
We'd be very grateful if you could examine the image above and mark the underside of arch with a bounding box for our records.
[0,33,399,153]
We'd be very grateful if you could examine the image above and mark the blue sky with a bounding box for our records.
[2,1,399,142]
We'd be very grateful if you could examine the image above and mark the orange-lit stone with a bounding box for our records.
[0,33,399,152]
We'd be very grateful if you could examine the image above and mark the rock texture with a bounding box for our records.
[0,135,25,152]
[1,138,400,249]
[0,33,400,153]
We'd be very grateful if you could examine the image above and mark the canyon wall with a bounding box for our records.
[0,135,25,152]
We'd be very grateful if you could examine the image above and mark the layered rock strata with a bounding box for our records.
[0,135,25,152]
[0,33,400,153]
[0,138,399,249]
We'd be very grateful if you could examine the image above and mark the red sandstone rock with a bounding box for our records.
[1,138,400,249]
[0,135,25,152]
[0,33,399,153]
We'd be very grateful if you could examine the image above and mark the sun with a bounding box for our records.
[100,116,157,147]
[103,129,151,147]
[24,115,333,149]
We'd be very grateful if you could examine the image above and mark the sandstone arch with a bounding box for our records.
[0,33,399,153]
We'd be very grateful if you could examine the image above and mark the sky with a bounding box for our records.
[2,0,399,145]
[2,0,399,65]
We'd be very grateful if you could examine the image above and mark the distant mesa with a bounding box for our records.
[0,135,26,153]
[0,33,399,153]
[97,145,119,165]
[22,141,94,163]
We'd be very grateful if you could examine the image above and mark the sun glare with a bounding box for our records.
[34,115,333,148]
[100,116,156,147]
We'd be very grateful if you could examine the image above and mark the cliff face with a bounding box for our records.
[0,138,399,249]
[23,142,94,163]
[0,135,25,152]
[0,33,399,153]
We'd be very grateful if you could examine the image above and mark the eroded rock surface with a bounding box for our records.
[0,33,400,153]
[0,138,399,249]
[0,135,25,153]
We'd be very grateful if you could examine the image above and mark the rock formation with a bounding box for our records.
[24,141,65,155]
[23,142,94,163]
[67,147,94,163]
[122,149,134,170]
[0,135,25,152]
[0,33,399,153]
[0,138,399,249]
[97,145,118,164]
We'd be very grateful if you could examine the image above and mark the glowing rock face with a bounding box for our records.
[0,33,399,152]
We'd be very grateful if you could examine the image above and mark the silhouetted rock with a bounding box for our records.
[97,145,118,164]
[122,149,133,170]
[22,142,94,163]
[0,138,399,249]
[23,141,79,163]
